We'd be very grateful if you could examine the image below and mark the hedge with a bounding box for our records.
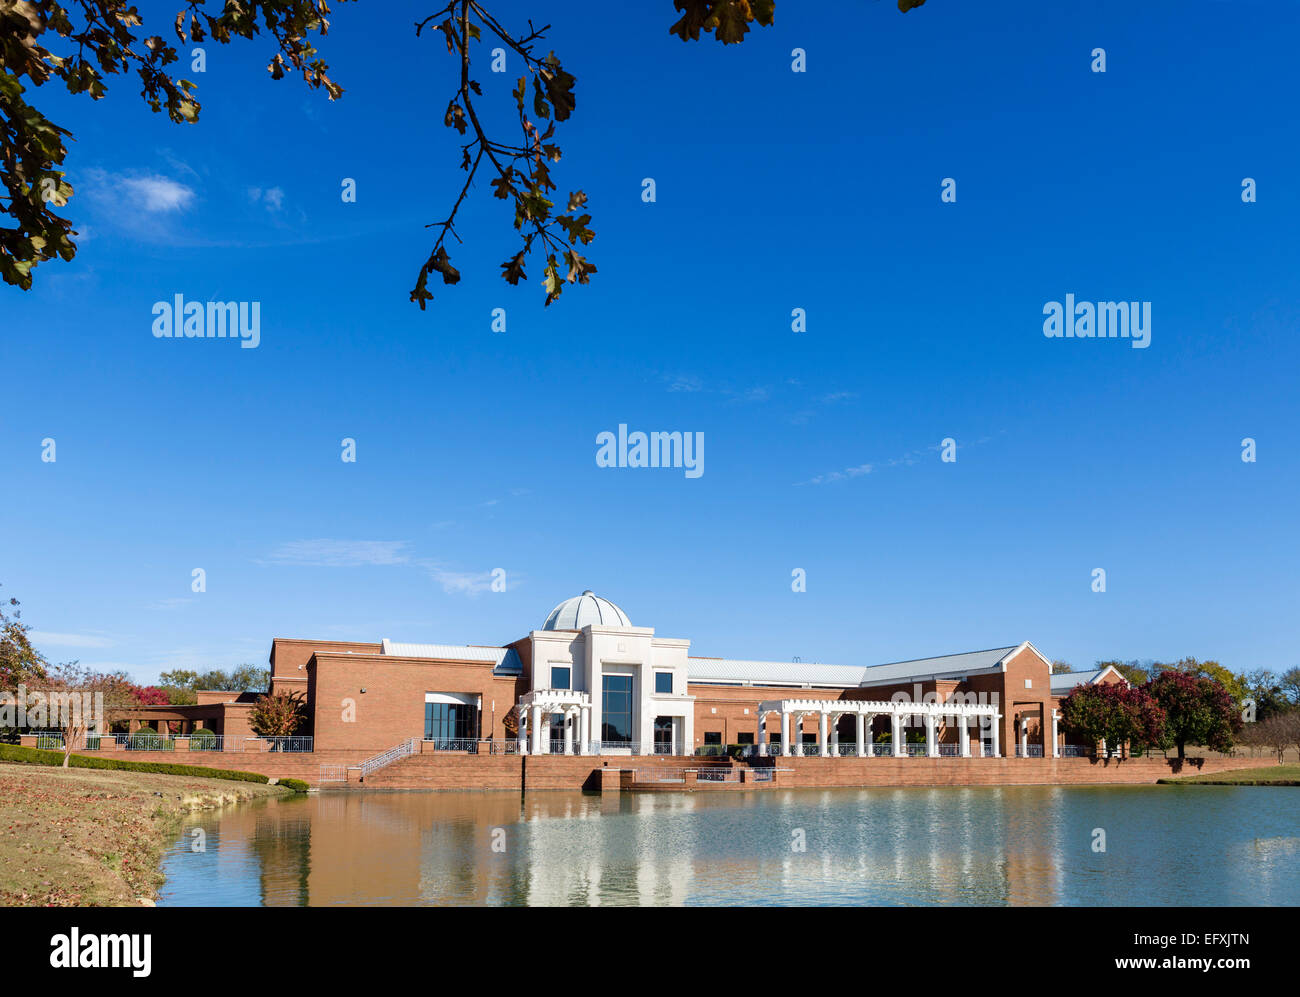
[0,744,270,784]
[277,777,310,793]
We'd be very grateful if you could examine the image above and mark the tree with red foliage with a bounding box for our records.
[1148,670,1237,761]
[1059,681,1166,756]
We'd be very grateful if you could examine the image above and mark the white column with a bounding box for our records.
[757,713,767,757]
[563,709,574,755]
[892,711,904,757]
[531,705,546,755]
[781,710,791,757]
[518,709,528,755]
[925,712,938,757]
[578,705,590,755]
[1051,710,1060,758]
[819,712,830,757]
[991,714,1001,758]
[1020,719,1028,758]
[856,713,866,757]
[959,713,971,757]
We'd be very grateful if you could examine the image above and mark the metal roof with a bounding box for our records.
[1049,667,1104,693]
[688,645,1021,688]
[542,590,631,630]
[380,639,522,674]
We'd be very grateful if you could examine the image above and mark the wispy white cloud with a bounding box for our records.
[117,174,196,212]
[263,539,412,567]
[29,631,114,648]
[801,435,998,486]
[248,186,285,211]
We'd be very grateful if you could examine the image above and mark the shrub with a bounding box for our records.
[189,728,217,745]
[277,777,310,793]
[0,744,270,784]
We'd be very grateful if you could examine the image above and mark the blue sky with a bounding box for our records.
[3,0,1298,684]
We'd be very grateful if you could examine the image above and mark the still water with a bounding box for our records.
[157,786,1300,906]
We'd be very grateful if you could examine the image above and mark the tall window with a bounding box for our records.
[601,674,633,744]
[551,665,571,690]
[654,671,672,694]
[425,701,477,745]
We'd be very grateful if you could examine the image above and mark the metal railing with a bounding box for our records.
[186,734,224,751]
[695,767,740,783]
[633,768,687,783]
[1060,744,1091,757]
[120,733,176,751]
[749,767,775,782]
[1015,744,1045,758]
[589,741,640,754]
[248,736,314,753]
[938,743,961,756]
[358,737,418,779]
[905,743,928,757]
[318,764,348,783]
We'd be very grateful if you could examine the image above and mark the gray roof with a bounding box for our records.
[542,591,632,630]
[1049,667,1104,693]
[380,639,522,675]
[688,645,1022,689]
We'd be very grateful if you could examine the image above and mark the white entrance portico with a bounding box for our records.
[755,698,1002,758]
[517,689,593,755]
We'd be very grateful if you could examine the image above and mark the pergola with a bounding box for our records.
[516,689,593,755]
[754,698,1002,758]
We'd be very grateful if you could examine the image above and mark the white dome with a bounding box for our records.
[542,590,631,630]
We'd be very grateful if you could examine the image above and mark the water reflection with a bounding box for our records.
[157,786,1300,907]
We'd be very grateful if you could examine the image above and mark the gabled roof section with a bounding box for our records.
[381,639,522,675]
[688,645,1026,689]
[1050,664,1127,693]
[857,646,1021,686]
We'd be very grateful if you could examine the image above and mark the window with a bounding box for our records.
[425,701,477,745]
[654,671,673,695]
[601,674,634,744]
[551,666,571,690]
[704,731,722,745]
[736,732,754,745]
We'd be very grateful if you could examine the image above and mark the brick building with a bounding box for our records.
[255,591,1121,759]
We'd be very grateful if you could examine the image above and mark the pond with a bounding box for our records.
[157,785,1300,906]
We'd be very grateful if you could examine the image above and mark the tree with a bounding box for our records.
[0,586,48,693]
[1050,660,1073,674]
[248,688,307,738]
[159,665,269,703]
[1251,713,1294,765]
[4,1,928,302]
[1058,682,1165,756]
[1147,670,1237,762]
[1279,666,1300,707]
[43,663,146,767]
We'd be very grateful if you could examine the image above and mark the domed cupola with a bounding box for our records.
[542,590,631,630]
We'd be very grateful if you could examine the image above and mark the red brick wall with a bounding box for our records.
[307,652,523,751]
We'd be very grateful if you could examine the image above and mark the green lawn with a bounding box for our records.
[1159,764,1300,786]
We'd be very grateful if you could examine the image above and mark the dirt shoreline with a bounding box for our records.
[0,761,289,906]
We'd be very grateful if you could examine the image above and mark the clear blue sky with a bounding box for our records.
[3,0,1298,684]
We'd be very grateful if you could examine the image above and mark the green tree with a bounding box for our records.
[0,586,48,693]
[3,1,927,301]
[1279,666,1300,707]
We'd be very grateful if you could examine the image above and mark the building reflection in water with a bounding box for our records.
[156,785,1300,907]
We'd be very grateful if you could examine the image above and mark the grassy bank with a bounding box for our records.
[1159,764,1300,786]
[0,761,290,906]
